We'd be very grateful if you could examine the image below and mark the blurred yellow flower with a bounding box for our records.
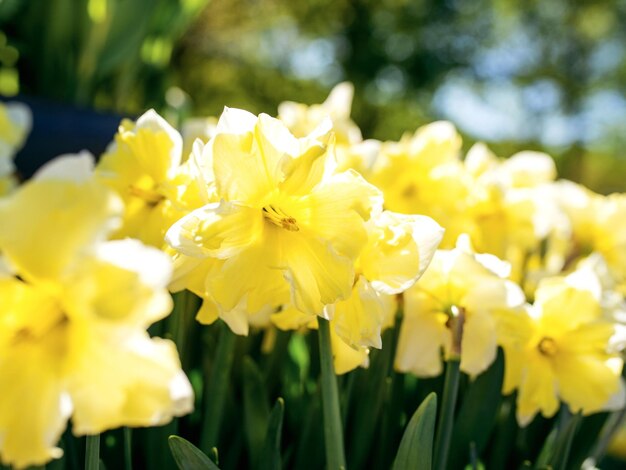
[370,121,473,247]
[0,101,31,196]
[0,154,193,468]
[496,268,625,426]
[554,181,626,287]
[96,110,205,247]
[167,107,383,330]
[395,236,525,378]
[463,144,561,284]
[278,82,363,145]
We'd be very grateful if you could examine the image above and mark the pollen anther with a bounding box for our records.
[538,336,558,356]
[263,205,299,232]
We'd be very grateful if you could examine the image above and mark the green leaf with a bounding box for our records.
[348,330,393,468]
[534,427,557,468]
[200,322,237,452]
[569,411,611,469]
[259,398,285,470]
[449,350,505,469]
[243,356,271,462]
[548,412,581,470]
[168,435,220,470]
[392,392,437,470]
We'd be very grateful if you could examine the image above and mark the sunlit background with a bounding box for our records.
[2,0,625,191]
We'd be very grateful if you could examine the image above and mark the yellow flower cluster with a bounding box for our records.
[3,77,626,468]
[265,84,626,425]
[92,83,626,426]
[161,107,444,372]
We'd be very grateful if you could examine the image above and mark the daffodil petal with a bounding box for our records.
[166,201,263,259]
[0,156,122,283]
[68,327,193,434]
[395,312,449,377]
[331,327,369,375]
[195,298,220,325]
[459,312,498,376]
[212,119,282,203]
[516,355,559,426]
[207,239,289,314]
[332,276,385,349]
[299,170,382,260]
[123,110,182,181]
[0,327,69,469]
[362,211,443,295]
[271,305,316,331]
[64,240,173,326]
[554,353,622,414]
[281,230,354,315]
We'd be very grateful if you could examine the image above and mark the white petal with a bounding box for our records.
[34,151,96,182]
[216,106,258,134]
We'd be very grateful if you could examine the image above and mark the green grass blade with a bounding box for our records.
[259,398,285,470]
[168,435,220,470]
[392,392,437,470]
[449,350,505,468]
[243,356,271,463]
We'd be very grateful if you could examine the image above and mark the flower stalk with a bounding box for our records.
[434,307,465,470]
[85,434,100,470]
[318,317,347,470]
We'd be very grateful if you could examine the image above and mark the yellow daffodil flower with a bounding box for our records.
[167,107,383,326]
[96,109,205,247]
[0,154,193,468]
[331,211,444,350]
[553,180,626,288]
[278,82,363,145]
[395,236,525,378]
[496,268,625,426]
[463,144,561,283]
[277,82,383,179]
[370,121,473,247]
[272,210,444,373]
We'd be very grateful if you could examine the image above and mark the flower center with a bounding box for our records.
[263,205,299,232]
[12,314,68,346]
[401,183,417,199]
[537,336,558,356]
[128,184,164,206]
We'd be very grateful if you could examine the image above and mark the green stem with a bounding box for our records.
[318,317,347,470]
[169,290,198,370]
[124,427,132,470]
[200,322,237,453]
[434,359,461,470]
[590,406,626,465]
[488,395,517,469]
[549,411,581,470]
[85,434,100,470]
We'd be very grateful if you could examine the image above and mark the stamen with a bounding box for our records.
[537,336,558,356]
[128,185,164,206]
[263,205,299,232]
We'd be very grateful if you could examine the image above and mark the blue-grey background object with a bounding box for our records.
[6,95,125,179]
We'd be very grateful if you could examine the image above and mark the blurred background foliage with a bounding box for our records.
[1,0,626,190]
